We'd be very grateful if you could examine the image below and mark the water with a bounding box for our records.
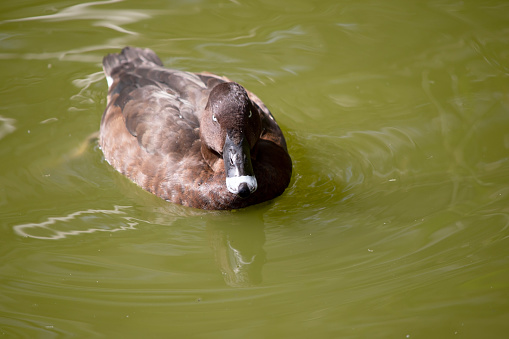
[1,0,509,337]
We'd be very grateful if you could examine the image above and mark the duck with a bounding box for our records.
[100,47,292,210]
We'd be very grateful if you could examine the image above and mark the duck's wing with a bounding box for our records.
[112,82,201,156]
[102,47,214,158]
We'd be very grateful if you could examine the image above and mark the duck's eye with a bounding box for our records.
[212,114,217,122]
[248,110,252,118]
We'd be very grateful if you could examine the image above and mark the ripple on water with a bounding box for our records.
[0,115,16,140]
[280,124,425,216]
[12,205,138,240]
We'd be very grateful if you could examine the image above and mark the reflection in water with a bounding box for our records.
[12,199,267,288]
[207,221,266,288]
[13,205,139,240]
[0,115,16,140]
[0,0,153,63]
[2,0,150,35]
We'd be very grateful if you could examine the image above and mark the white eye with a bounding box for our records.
[248,110,252,118]
[212,114,217,122]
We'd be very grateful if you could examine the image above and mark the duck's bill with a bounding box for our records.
[223,134,257,198]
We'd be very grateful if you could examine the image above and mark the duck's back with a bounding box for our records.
[100,47,292,210]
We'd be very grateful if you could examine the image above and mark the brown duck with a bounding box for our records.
[100,47,292,210]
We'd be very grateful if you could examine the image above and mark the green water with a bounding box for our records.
[1,0,509,337]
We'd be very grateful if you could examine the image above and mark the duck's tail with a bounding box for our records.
[102,46,164,77]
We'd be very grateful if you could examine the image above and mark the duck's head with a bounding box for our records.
[200,82,262,198]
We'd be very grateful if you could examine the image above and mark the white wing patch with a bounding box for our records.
[106,75,113,88]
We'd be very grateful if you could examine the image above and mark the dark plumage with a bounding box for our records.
[100,47,292,210]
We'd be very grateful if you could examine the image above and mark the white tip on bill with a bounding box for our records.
[226,175,257,195]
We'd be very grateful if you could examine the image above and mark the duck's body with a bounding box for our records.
[100,47,291,210]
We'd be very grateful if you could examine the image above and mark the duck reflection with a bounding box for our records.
[207,221,266,287]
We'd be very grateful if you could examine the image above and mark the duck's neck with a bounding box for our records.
[201,143,224,173]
